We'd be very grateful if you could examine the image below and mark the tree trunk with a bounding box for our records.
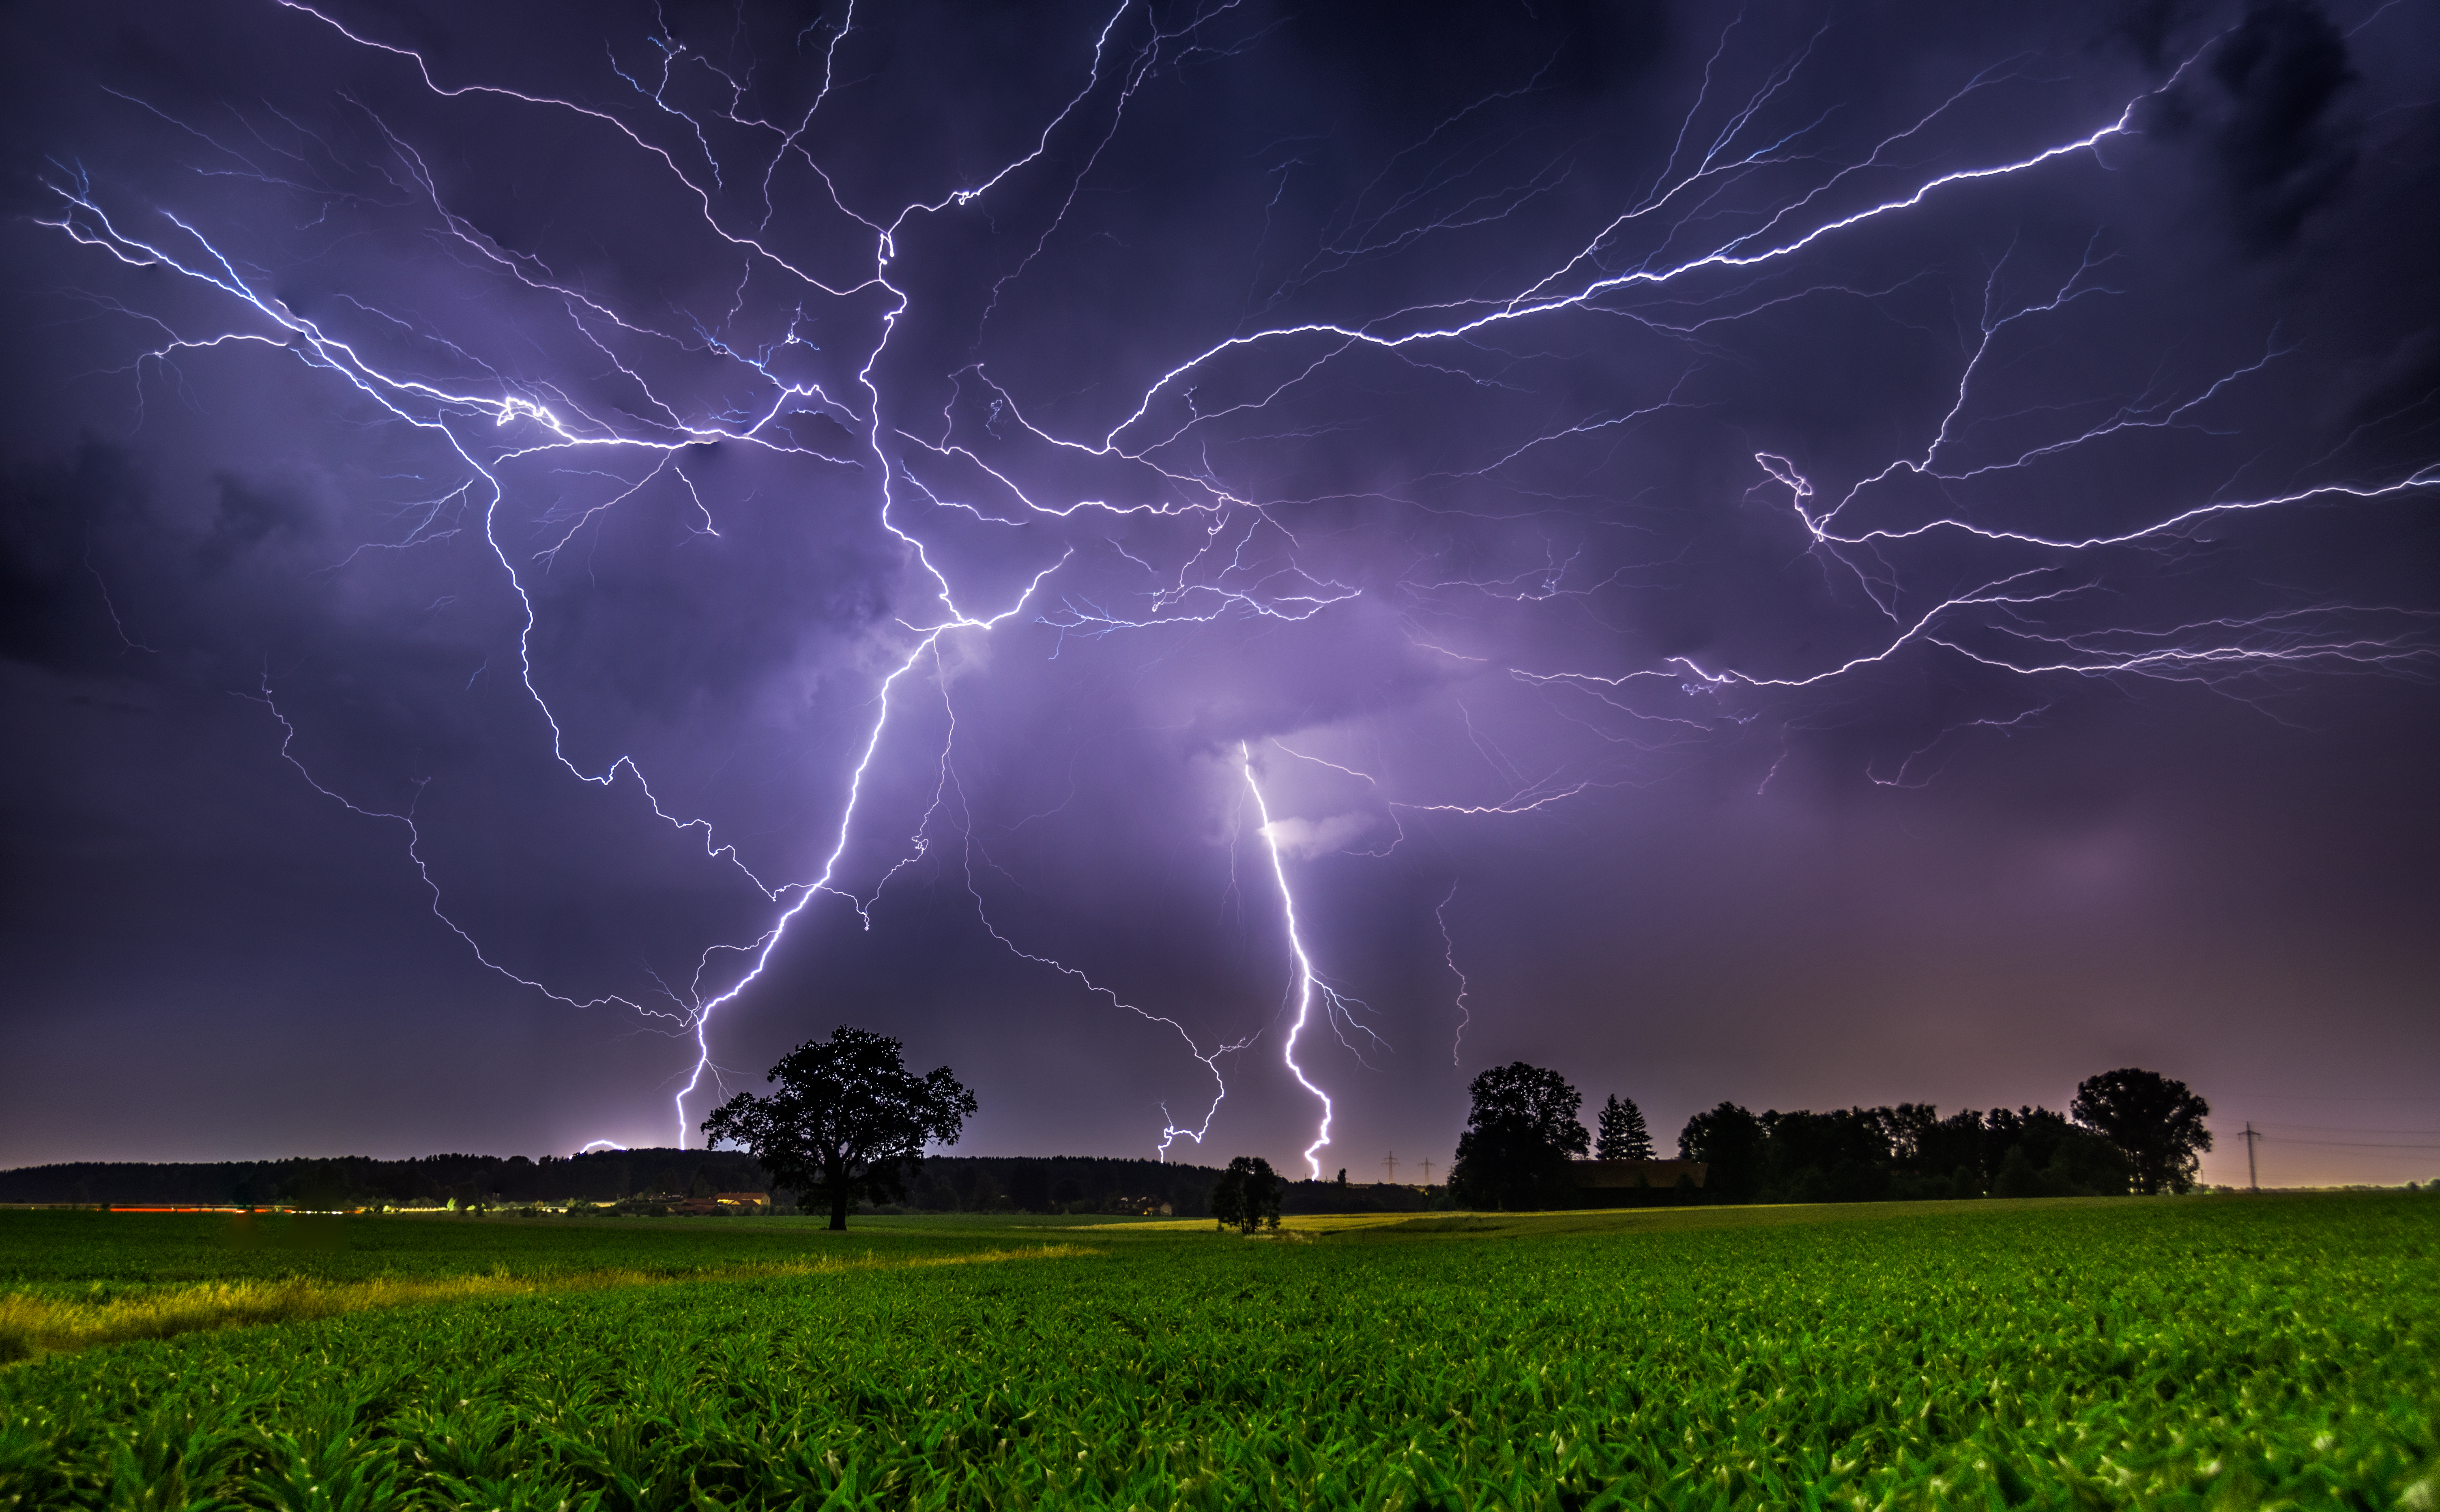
[830,1186,850,1231]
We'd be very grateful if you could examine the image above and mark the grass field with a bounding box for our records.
[2,1195,2433,1509]
[0,1208,1149,1299]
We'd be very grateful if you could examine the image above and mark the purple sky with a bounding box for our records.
[4,0,2436,1188]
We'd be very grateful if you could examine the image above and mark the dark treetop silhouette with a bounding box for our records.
[1676,1100,2134,1205]
[1596,1094,1656,1162]
[701,1027,976,1230]
[1450,1062,1592,1211]
[1208,1155,1285,1234]
[2073,1068,2214,1196]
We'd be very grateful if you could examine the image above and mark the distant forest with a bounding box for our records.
[1678,1102,2134,1204]
[0,1151,1444,1218]
[0,1097,2163,1215]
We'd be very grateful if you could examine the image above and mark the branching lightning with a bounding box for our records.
[36,0,2435,1165]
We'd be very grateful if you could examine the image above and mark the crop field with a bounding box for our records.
[1,1194,2434,1509]
[0,1208,1146,1299]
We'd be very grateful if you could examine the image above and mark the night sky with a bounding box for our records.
[4,0,2436,1188]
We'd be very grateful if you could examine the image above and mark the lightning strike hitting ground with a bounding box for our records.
[1243,745,1335,1179]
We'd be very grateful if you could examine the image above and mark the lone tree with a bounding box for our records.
[701,1025,977,1230]
[1450,1061,1590,1210]
[1596,1093,1655,1161]
[2072,1067,2212,1195]
[1208,1155,1283,1234]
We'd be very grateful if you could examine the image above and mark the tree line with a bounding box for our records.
[0,1149,1238,1216]
[1448,1061,2216,1210]
[0,1145,1439,1221]
[8,1027,2219,1226]
[0,1150,768,1209]
[700,1031,2219,1224]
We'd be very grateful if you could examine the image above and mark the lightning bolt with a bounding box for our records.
[1436,883,1472,1068]
[1242,744,1335,1178]
[32,1,2435,1167]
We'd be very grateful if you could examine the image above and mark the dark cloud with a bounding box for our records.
[0,444,147,670]
[2146,0,2359,249]
[198,467,326,571]
[2209,2,2357,243]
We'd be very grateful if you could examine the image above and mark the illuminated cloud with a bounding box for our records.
[1259,813,1378,861]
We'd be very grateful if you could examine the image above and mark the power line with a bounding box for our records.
[2243,1122,2440,1136]
[2215,1092,2440,1102]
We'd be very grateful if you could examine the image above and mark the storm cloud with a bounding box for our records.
[3,0,2435,1186]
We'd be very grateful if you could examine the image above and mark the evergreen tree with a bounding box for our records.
[1596,1093,1654,1161]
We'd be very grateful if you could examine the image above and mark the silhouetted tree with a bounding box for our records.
[1209,1156,1282,1233]
[1450,1062,1589,1210]
[1595,1093,1655,1161]
[1904,1106,1996,1198]
[1677,1102,1765,1203]
[1985,1107,2132,1198]
[700,1026,976,1230]
[1754,1108,1894,1203]
[2073,1068,2212,1194]
[1209,1174,1241,1231]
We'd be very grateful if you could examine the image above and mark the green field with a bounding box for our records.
[2,1195,2434,1508]
[0,1208,1151,1299]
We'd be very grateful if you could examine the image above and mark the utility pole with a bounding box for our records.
[2240,1123,2261,1192]
[1419,1158,1434,1187]
[1381,1151,1397,1183]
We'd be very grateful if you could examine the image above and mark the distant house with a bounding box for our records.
[715,1192,770,1211]
[1572,1160,1706,1205]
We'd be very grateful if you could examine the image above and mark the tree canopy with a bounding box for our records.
[1595,1093,1654,1161]
[1677,1100,2132,1204]
[700,1025,977,1229]
[2073,1068,2212,1195]
[1208,1155,1282,1233]
[1449,1061,1589,1211]
[1676,1102,1768,1203]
